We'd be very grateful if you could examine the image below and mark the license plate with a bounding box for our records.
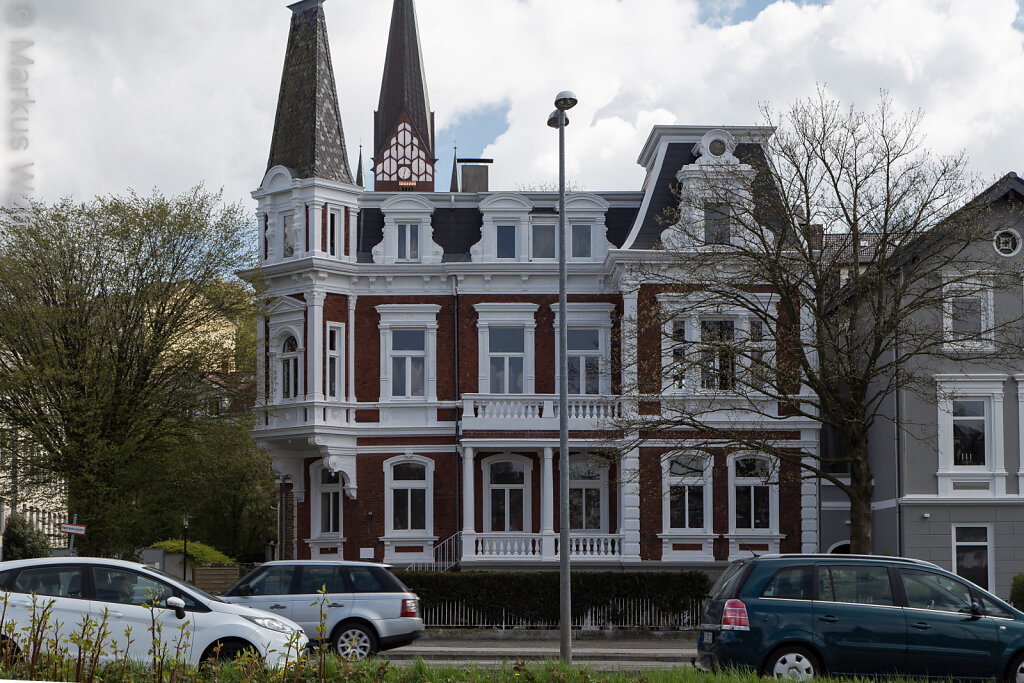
[703,631,713,645]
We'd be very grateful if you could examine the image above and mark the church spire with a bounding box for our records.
[355,144,364,188]
[449,146,459,192]
[373,0,435,191]
[266,0,353,184]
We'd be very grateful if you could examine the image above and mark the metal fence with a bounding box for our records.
[421,596,702,630]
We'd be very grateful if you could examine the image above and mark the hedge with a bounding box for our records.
[150,539,235,565]
[1011,573,1024,611]
[394,570,711,624]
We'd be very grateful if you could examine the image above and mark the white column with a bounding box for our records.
[348,207,359,262]
[426,322,439,401]
[1016,374,1024,495]
[462,447,476,560]
[378,322,391,399]
[619,443,642,561]
[310,201,325,256]
[993,390,1007,495]
[524,321,537,393]
[801,451,820,552]
[622,288,639,415]
[256,315,267,406]
[308,290,325,403]
[348,295,357,403]
[477,324,489,393]
[541,447,556,559]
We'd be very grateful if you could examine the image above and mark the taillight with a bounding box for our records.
[400,598,418,618]
[721,599,749,630]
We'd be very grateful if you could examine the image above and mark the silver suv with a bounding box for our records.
[221,560,423,660]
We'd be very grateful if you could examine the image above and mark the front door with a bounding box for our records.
[899,568,1000,679]
[813,564,907,675]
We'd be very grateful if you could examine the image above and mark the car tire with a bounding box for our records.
[332,622,377,661]
[1007,651,1024,683]
[763,645,822,680]
[202,638,257,662]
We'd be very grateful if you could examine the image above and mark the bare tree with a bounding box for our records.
[615,91,1024,553]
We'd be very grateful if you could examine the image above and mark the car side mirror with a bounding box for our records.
[971,601,982,617]
[236,583,252,597]
[166,596,186,620]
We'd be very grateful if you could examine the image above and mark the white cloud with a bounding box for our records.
[12,0,1024,208]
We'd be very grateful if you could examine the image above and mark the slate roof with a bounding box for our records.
[266,1,353,183]
[374,0,434,162]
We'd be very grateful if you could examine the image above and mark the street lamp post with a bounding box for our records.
[182,514,190,583]
[548,90,577,664]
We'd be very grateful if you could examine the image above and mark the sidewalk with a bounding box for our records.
[381,630,699,669]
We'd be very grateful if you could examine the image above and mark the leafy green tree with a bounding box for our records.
[0,187,257,555]
[2,511,51,560]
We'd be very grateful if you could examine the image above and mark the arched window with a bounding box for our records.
[568,457,607,532]
[384,457,433,536]
[665,454,710,531]
[483,456,532,533]
[317,468,342,534]
[280,336,301,400]
[731,456,774,531]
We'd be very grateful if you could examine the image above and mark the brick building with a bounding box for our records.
[250,0,820,568]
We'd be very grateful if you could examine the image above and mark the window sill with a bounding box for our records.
[306,536,347,548]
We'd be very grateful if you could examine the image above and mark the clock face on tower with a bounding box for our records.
[375,121,434,185]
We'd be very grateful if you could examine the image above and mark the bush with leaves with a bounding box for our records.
[2,511,51,560]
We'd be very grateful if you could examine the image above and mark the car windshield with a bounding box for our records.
[147,566,223,603]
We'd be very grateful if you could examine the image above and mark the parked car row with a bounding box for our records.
[0,557,423,666]
[699,554,1024,681]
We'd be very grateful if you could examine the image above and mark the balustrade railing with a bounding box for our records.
[474,534,542,558]
[556,533,622,558]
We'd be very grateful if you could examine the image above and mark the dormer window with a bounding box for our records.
[704,202,731,245]
[397,223,419,262]
[497,225,517,259]
[571,224,592,259]
[532,224,556,260]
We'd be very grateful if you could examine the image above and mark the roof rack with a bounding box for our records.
[756,554,940,569]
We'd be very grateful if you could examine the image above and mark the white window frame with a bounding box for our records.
[377,304,440,402]
[659,294,777,395]
[310,460,345,541]
[551,302,614,396]
[328,210,340,257]
[475,303,538,394]
[383,454,434,539]
[726,452,781,560]
[568,455,608,533]
[481,453,533,534]
[279,334,303,401]
[326,323,345,400]
[659,452,714,561]
[390,329,427,398]
[496,224,517,260]
[935,374,1007,497]
[951,523,995,591]
[397,223,420,262]
[942,275,994,350]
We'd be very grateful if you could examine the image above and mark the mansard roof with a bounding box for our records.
[266,0,353,184]
[374,0,434,162]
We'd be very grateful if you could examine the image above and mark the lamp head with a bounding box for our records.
[547,110,569,129]
[554,90,578,111]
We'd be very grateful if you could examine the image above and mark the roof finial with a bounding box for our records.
[449,144,459,192]
[356,144,365,187]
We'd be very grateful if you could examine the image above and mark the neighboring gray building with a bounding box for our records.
[822,173,1024,597]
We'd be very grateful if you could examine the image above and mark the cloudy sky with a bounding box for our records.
[5,0,1024,210]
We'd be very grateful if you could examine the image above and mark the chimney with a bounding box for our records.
[457,158,493,192]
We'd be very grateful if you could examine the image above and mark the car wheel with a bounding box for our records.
[1007,651,1024,683]
[763,645,821,680]
[203,638,257,662]
[332,622,377,661]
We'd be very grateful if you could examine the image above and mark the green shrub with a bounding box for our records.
[150,539,235,565]
[1011,573,1024,610]
[394,570,711,624]
[2,511,52,560]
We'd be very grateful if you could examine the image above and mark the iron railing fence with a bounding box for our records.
[421,596,702,630]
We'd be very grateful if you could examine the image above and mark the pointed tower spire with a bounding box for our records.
[449,145,459,192]
[266,0,353,184]
[356,145,364,187]
[373,0,435,191]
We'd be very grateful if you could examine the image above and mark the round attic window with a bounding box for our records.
[708,139,727,157]
[994,229,1021,257]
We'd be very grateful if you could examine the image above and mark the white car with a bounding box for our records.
[221,560,423,660]
[0,556,307,668]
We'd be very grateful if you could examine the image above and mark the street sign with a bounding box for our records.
[60,523,86,535]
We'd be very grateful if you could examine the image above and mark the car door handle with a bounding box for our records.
[268,604,287,610]
[107,611,124,619]
[911,622,931,630]
[328,604,345,608]
[818,615,839,623]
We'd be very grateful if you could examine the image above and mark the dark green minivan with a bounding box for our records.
[697,554,1024,680]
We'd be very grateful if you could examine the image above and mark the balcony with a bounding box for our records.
[461,394,622,431]
[465,532,624,562]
